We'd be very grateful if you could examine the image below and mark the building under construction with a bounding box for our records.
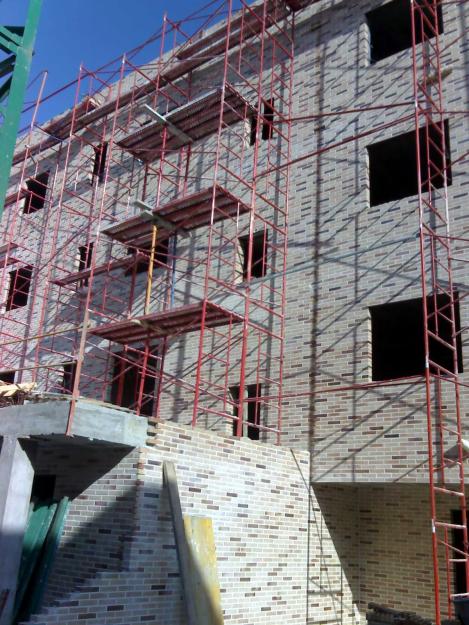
[0,0,468,624]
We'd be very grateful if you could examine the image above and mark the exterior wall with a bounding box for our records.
[24,421,354,625]
[26,429,465,625]
[356,485,437,618]
[33,445,140,607]
[316,483,466,622]
[310,485,360,625]
[1,3,469,623]
[2,0,469,482]
[280,0,469,482]
[356,484,464,621]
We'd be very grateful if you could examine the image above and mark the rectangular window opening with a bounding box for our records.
[110,351,158,417]
[249,115,258,146]
[0,371,15,384]
[249,99,275,144]
[370,292,463,381]
[126,238,169,276]
[61,361,77,394]
[368,119,451,206]
[261,98,275,141]
[92,143,108,184]
[24,171,49,214]
[238,230,268,280]
[230,383,262,440]
[367,0,443,64]
[6,265,33,311]
[77,242,94,287]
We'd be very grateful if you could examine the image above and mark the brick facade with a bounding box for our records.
[2,0,468,479]
[24,424,464,625]
[33,445,139,607]
[25,422,318,625]
[2,0,469,623]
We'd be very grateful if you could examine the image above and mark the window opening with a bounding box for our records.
[249,115,258,146]
[238,230,268,280]
[230,384,262,440]
[126,238,169,275]
[366,0,443,64]
[6,265,33,311]
[24,171,49,214]
[92,143,108,184]
[261,98,275,141]
[249,99,275,144]
[0,371,15,384]
[368,120,451,206]
[370,293,463,381]
[61,361,77,394]
[77,242,94,287]
[110,351,158,417]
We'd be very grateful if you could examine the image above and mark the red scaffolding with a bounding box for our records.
[412,1,469,622]
[1,0,469,623]
[0,0,295,443]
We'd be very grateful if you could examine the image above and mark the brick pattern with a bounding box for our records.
[2,0,469,482]
[21,421,359,625]
[314,484,466,622]
[2,2,469,624]
[24,434,467,625]
[356,485,458,621]
[33,445,140,607]
[279,0,469,482]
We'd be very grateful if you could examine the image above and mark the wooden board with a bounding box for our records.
[184,516,224,625]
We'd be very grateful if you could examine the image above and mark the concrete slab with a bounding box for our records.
[0,399,147,447]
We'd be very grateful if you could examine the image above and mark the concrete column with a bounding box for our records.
[0,437,35,625]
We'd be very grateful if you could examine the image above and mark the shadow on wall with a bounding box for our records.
[304,14,362,625]
[299,16,419,616]
[16,444,223,625]
[291,449,361,625]
[31,444,138,608]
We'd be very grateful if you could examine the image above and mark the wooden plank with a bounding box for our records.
[14,502,57,620]
[0,382,36,397]
[184,516,224,625]
[26,497,69,618]
[163,462,198,625]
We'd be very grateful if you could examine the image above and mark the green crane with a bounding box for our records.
[0,0,43,218]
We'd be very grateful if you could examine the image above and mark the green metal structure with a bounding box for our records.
[0,0,43,217]
[13,497,70,624]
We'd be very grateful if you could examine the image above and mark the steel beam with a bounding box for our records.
[143,103,193,144]
[0,0,43,218]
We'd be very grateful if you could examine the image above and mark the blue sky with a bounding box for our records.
[1,0,241,125]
